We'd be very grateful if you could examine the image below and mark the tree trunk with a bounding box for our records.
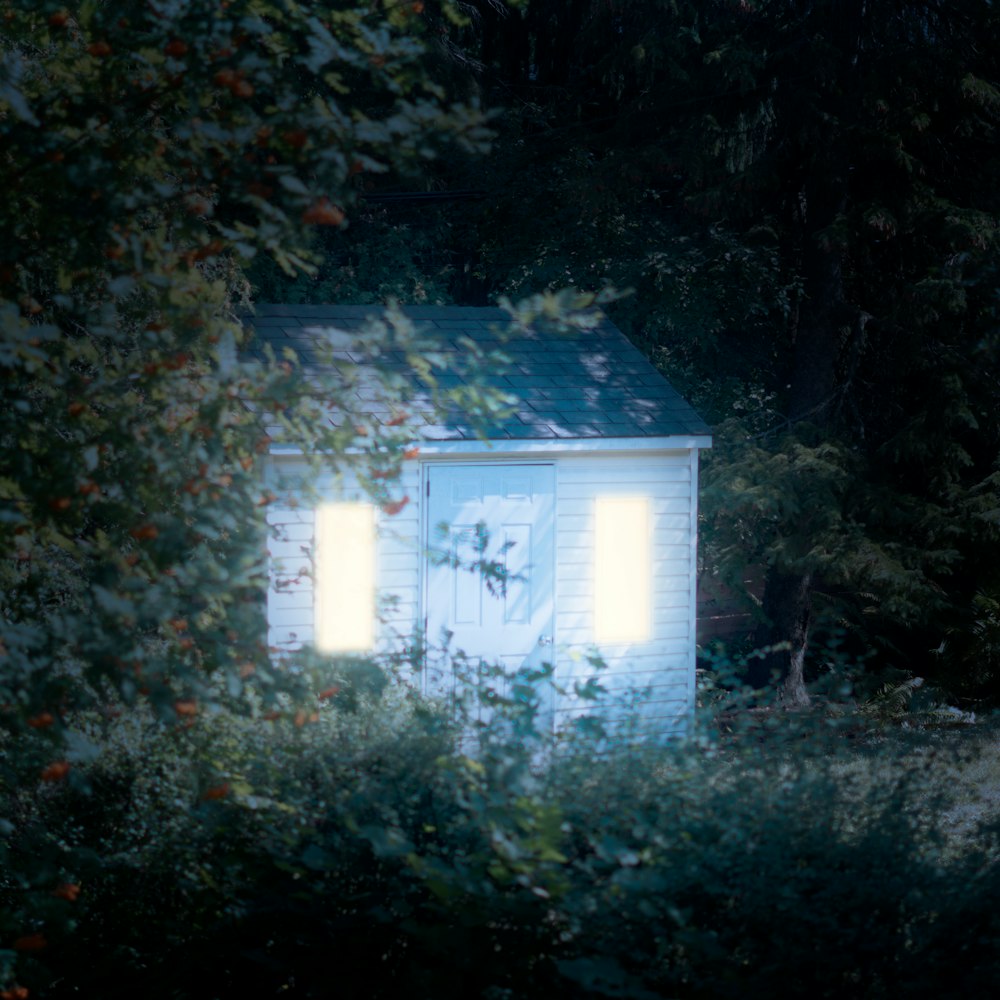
[751,570,813,707]
[755,164,850,706]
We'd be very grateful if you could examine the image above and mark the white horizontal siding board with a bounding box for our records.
[557,589,691,614]
[556,539,690,560]
[655,564,691,582]
[556,508,691,548]
[655,544,692,563]
[556,587,692,611]
[557,512,691,534]
[378,551,420,572]
[268,536,312,557]
[551,645,691,704]
[269,602,312,627]
[378,568,419,590]
[556,466,690,484]
[554,703,684,721]
[654,514,692,531]
[558,668,690,695]
[378,588,417,607]
[558,481,691,500]
[655,529,691,546]
[272,521,314,542]
[596,673,691,695]
[557,499,692,522]
[269,624,314,649]
[269,589,313,611]
[557,610,691,636]
[267,507,315,527]
[554,681,689,706]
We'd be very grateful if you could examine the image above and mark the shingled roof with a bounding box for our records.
[246,304,710,442]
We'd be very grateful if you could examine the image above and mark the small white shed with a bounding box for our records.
[251,304,712,737]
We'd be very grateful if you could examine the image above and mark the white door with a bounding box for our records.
[423,464,555,714]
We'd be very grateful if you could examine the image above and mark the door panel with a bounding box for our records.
[424,464,555,703]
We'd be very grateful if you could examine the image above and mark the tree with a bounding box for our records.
[681,1,1000,703]
[0,0,500,990]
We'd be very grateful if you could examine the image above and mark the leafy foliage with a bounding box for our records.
[0,0,497,990]
[5,678,1000,999]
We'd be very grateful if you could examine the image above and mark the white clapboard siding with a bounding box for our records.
[265,447,701,738]
[551,452,697,735]
[266,457,422,652]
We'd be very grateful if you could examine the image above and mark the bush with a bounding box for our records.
[5,669,1000,999]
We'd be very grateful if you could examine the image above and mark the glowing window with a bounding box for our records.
[594,496,652,643]
[314,502,376,653]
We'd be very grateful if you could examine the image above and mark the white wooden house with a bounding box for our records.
[250,305,711,737]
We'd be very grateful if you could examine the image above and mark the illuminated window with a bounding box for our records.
[594,496,651,643]
[315,502,376,652]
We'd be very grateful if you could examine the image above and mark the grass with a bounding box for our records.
[860,713,1000,851]
[711,703,1000,858]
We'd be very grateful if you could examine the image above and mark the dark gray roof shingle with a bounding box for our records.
[246,304,711,442]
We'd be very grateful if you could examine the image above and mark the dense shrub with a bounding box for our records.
[5,678,1000,999]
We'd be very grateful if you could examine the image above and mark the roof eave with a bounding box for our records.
[268,434,712,458]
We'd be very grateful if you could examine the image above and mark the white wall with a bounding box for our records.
[266,457,422,658]
[266,448,699,736]
[551,452,696,738]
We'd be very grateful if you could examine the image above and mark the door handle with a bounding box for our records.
[538,635,553,646]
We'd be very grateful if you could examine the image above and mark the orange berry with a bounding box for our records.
[165,39,188,57]
[52,883,80,902]
[40,761,70,782]
[87,41,112,57]
[27,712,54,729]
[13,934,46,953]
[301,198,345,226]
[174,699,198,717]
[381,496,410,517]
[201,783,229,801]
